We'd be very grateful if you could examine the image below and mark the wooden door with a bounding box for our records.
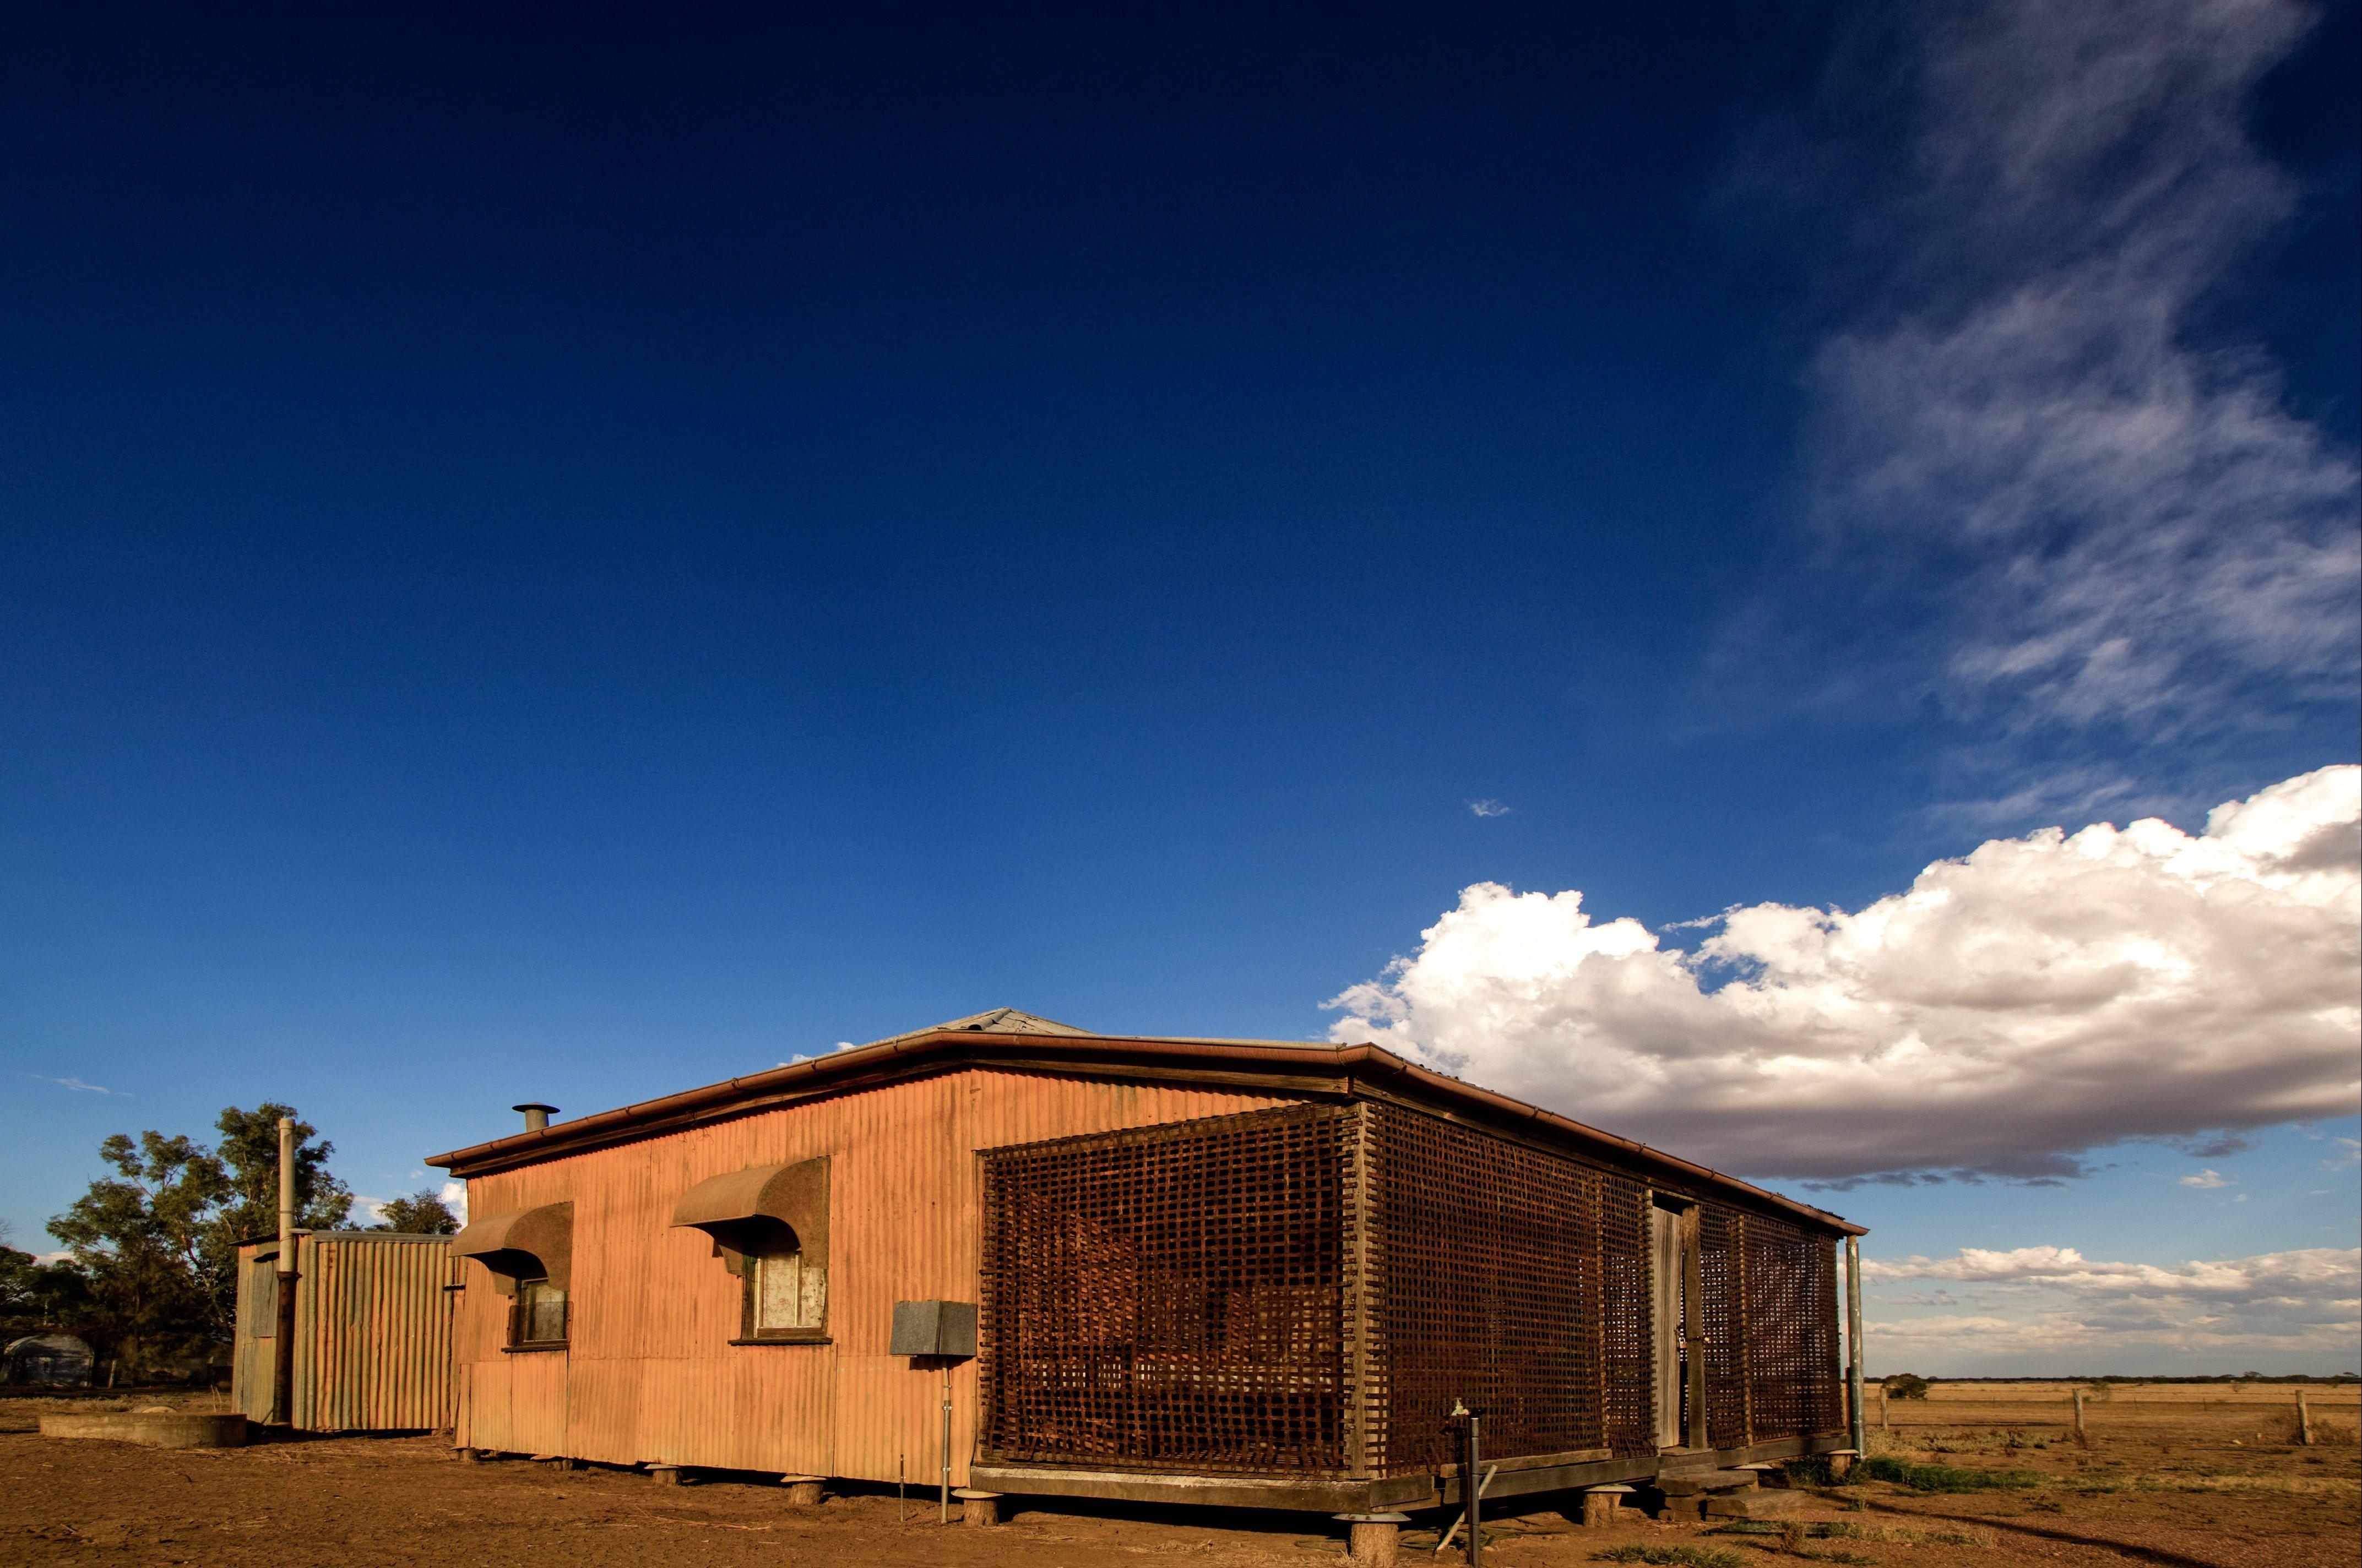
[1648,1200,1701,1450]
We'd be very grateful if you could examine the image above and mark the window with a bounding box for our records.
[743,1225,826,1341]
[510,1277,568,1349]
[247,1260,279,1338]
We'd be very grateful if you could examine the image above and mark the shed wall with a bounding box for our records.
[452,1068,1292,1480]
[232,1234,458,1431]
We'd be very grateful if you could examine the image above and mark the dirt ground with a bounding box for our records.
[2,1382,2353,1567]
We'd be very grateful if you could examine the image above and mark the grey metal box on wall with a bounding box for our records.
[890,1299,976,1357]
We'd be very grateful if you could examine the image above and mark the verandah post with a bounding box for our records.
[1844,1236,1866,1460]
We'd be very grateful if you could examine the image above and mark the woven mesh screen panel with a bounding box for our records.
[1697,1205,1751,1449]
[1364,1105,1603,1473]
[978,1104,1351,1474]
[1597,1174,1655,1457]
[1741,1211,1844,1440]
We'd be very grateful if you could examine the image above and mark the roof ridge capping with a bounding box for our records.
[870,1006,1098,1042]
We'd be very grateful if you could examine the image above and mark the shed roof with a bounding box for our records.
[427,1011,1863,1236]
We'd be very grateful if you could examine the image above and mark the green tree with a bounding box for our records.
[45,1130,230,1370]
[1883,1373,1931,1400]
[210,1104,353,1244]
[371,1190,460,1235]
[44,1104,350,1375]
[0,1243,96,1344]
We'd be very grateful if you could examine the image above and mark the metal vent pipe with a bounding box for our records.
[513,1103,557,1133]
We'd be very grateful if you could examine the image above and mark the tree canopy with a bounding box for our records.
[42,1104,350,1376]
[371,1190,460,1235]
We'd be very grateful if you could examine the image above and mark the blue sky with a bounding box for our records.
[3,2,2356,1373]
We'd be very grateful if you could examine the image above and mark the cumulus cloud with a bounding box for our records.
[1469,800,1512,819]
[1774,0,2359,752]
[1326,766,2361,1182]
[2178,1169,2230,1189]
[1863,1244,2360,1372]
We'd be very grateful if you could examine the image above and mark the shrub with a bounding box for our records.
[1882,1373,1930,1400]
[1853,1456,2041,1492]
[1590,1548,1745,1568]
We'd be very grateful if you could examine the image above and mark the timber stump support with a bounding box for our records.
[781,1475,825,1507]
[648,1465,685,1487]
[954,1489,1000,1526]
[1334,1513,1408,1566]
[1578,1485,1631,1527]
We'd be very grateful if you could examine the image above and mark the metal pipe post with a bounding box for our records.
[1466,1412,1483,1568]
[271,1115,298,1427]
[1844,1236,1866,1459]
[940,1364,952,1525]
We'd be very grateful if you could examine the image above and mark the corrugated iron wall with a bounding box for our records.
[296,1236,460,1431]
[231,1235,458,1431]
[452,1068,1293,1481]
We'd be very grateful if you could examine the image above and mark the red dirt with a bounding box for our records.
[3,1387,2354,1567]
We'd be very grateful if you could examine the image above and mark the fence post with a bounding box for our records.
[2298,1392,2312,1446]
[2072,1387,2086,1444]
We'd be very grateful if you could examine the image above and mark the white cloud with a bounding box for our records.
[1789,0,2359,745]
[32,1074,116,1095]
[1863,1244,2360,1373]
[2324,1137,2362,1172]
[1469,800,1512,819]
[2179,1169,2230,1189]
[1326,766,2361,1182]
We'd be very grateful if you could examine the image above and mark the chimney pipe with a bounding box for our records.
[513,1102,558,1133]
[271,1116,297,1427]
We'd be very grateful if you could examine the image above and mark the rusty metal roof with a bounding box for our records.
[426,1019,1863,1236]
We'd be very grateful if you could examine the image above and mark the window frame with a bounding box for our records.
[505,1275,570,1353]
[731,1225,829,1346]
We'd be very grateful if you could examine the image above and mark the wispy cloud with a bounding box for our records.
[2179,1168,2231,1190]
[32,1074,118,1096]
[1467,799,1512,819]
[1732,0,2358,792]
[2324,1137,2362,1173]
[1328,766,2361,1183]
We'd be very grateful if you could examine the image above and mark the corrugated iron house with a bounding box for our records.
[428,1010,1860,1530]
[230,1231,460,1430]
